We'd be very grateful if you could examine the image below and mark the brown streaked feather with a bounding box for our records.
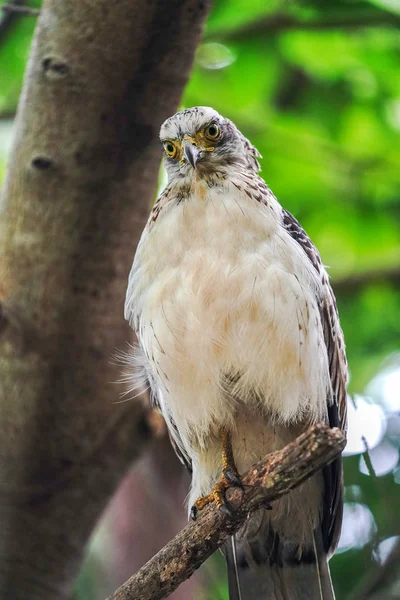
[281,207,347,556]
[166,413,192,474]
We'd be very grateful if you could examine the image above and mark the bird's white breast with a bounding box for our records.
[126,178,330,464]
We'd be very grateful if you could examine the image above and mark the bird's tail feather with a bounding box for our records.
[224,530,335,600]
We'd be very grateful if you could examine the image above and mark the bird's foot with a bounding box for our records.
[190,471,243,520]
[190,426,243,520]
[223,466,243,489]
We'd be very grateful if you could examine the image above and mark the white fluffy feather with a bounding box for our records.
[125,173,331,509]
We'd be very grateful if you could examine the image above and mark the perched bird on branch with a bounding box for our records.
[125,107,348,600]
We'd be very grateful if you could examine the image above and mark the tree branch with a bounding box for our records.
[1,3,40,16]
[106,422,346,600]
[333,265,400,294]
[0,0,23,39]
[348,537,400,599]
[207,11,400,42]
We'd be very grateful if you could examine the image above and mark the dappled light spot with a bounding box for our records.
[359,439,399,477]
[393,466,400,484]
[0,121,14,157]
[345,68,378,100]
[385,98,400,131]
[372,535,400,565]
[337,503,376,553]
[344,484,363,502]
[344,395,386,456]
[374,0,400,16]
[196,43,236,70]
[386,412,400,442]
[366,356,400,413]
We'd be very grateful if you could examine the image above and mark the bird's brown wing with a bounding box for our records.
[282,208,348,555]
[146,381,193,474]
[167,418,193,474]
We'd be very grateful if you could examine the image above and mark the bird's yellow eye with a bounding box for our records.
[163,141,178,159]
[204,123,221,141]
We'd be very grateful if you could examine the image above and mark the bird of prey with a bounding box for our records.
[125,106,347,600]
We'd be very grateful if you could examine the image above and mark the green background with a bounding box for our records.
[1,0,399,598]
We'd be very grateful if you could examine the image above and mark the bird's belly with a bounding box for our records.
[135,190,329,452]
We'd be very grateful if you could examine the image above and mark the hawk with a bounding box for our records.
[125,107,347,600]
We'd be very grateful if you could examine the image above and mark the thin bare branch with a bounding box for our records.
[106,422,346,600]
[333,265,400,294]
[1,4,40,16]
[348,537,400,600]
[207,11,400,42]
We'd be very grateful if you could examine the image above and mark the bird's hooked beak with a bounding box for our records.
[183,141,200,169]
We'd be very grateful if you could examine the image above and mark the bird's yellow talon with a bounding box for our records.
[190,427,242,518]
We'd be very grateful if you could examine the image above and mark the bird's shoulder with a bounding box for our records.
[239,177,348,429]
[280,206,348,430]
[280,207,326,276]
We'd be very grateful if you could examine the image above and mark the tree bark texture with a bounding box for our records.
[0,1,212,598]
[107,423,346,600]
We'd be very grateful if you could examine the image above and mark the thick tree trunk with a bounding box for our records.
[0,1,211,598]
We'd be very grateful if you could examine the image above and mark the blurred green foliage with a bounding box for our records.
[1,0,400,598]
[0,0,40,114]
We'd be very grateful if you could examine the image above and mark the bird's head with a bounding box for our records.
[159,106,261,182]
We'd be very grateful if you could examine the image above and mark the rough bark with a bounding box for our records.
[106,422,346,600]
[0,1,212,598]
